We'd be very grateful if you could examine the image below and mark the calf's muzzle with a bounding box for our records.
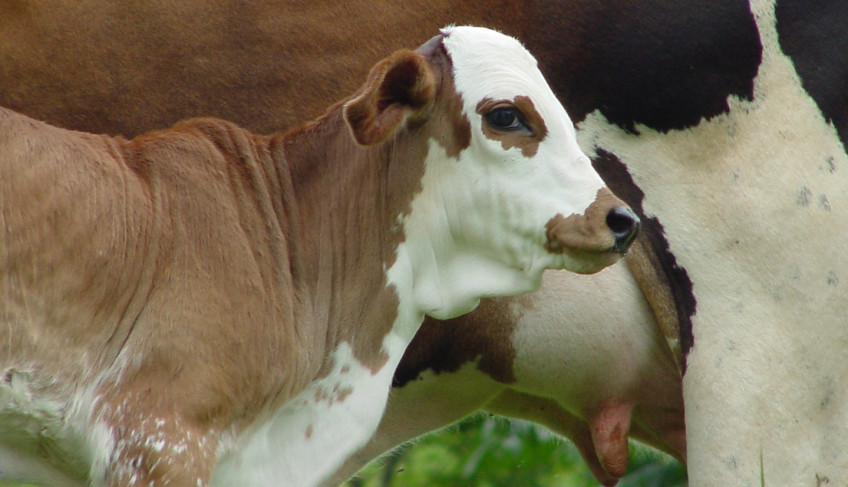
[544,188,640,272]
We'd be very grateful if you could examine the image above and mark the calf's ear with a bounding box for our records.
[344,50,435,146]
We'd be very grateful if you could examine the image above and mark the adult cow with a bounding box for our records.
[0,26,639,487]
[575,1,848,485]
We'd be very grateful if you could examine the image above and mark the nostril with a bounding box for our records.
[606,206,640,250]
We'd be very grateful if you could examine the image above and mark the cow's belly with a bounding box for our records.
[211,338,405,487]
[578,1,848,484]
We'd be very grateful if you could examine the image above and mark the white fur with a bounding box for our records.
[210,338,410,487]
[444,26,607,254]
[577,1,848,483]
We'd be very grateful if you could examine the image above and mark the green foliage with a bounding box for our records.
[345,414,686,487]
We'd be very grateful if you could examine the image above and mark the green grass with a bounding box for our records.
[345,414,687,487]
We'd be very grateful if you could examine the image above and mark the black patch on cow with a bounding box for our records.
[392,298,520,389]
[527,0,762,133]
[592,150,696,370]
[776,0,848,148]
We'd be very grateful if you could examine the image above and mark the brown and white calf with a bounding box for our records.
[0,3,683,485]
[0,27,638,486]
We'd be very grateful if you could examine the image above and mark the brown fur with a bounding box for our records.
[476,96,549,158]
[625,239,684,368]
[344,50,436,146]
[545,189,626,260]
[0,0,527,137]
[0,45,451,485]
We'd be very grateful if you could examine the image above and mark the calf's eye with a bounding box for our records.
[485,107,528,132]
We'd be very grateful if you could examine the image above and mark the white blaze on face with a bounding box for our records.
[391,26,611,320]
[443,25,607,221]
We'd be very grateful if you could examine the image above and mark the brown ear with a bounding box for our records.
[344,49,436,146]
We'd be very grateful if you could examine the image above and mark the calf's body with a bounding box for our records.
[0,27,634,486]
[0,2,686,484]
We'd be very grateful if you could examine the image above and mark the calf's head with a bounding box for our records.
[344,26,638,318]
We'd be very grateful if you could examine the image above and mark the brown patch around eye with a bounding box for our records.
[514,95,548,140]
[476,96,548,157]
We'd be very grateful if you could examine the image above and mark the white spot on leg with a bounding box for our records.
[211,340,407,487]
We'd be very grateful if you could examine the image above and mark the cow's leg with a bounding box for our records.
[484,390,620,487]
[98,403,219,487]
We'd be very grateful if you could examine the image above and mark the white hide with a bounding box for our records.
[578,1,848,484]
[210,340,408,487]
[508,265,679,419]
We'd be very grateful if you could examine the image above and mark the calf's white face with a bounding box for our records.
[398,26,637,319]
